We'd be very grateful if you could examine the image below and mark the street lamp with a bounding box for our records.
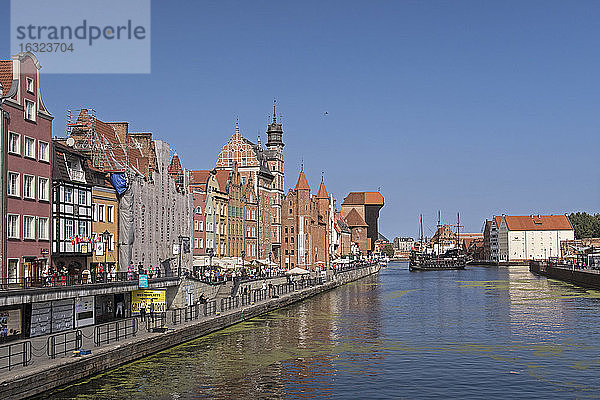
[178,235,183,277]
[101,230,111,283]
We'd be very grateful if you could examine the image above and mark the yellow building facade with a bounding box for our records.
[89,185,119,272]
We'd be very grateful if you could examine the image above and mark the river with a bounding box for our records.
[45,262,600,399]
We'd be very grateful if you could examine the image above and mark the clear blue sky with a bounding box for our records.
[2,0,599,239]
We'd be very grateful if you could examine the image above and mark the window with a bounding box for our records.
[78,221,87,236]
[26,77,34,93]
[251,210,256,219]
[194,220,199,231]
[108,234,115,251]
[38,141,49,162]
[8,172,20,197]
[23,175,34,199]
[196,206,202,214]
[198,221,203,231]
[194,238,199,248]
[24,137,35,158]
[98,205,105,222]
[38,217,49,240]
[65,220,73,238]
[23,216,35,239]
[24,99,35,121]
[7,259,19,283]
[78,190,87,205]
[38,177,49,201]
[92,203,96,221]
[64,187,72,203]
[7,214,20,238]
[107,205,114,223]
[8,132,20,155]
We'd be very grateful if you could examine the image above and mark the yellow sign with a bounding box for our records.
[131,290,166,313]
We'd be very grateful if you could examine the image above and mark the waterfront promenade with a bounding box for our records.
[530,260,600,289]
[0,263,379,399]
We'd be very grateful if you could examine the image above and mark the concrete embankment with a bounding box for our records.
[0,265,379,399]
[530,261,600,290]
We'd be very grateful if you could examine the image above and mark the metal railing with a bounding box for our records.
[47,330,82,359]
[171,305,200,325]
[145,312,166,332]
[0,341,31,371]
[253,289,268,303]
[0,270,177,291]
[220,296,239,312]
[240,292,252,306]
[94,318,138,346]
[203,300,217,316]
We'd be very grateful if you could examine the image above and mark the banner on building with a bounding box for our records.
[131,290,166,314]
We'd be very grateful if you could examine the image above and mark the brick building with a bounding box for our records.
[215,111,283,265]
[341,192,384,253]
[1,52,53,283]
[282,170,331,270]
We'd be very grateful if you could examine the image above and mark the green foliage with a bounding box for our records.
[568,212,600,239]
[381,244,395,258]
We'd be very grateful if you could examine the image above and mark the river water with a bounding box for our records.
[47,262,600,399]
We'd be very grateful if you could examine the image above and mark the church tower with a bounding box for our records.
[266,100,285,265]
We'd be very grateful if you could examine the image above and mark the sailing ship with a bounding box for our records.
[409,212,466,271]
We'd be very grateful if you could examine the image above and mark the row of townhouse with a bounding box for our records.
[1,53,191,284]
[189,110,385,271]
[482,214,574,262]
[0,52,122,284]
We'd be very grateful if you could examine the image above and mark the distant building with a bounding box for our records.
[431,225,457,254]
[458,233,483,253]
[498,215,574,262]
[393,237,414,252]
[341,192,384,253]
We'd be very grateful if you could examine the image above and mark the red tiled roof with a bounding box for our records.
[503,215,573,231]
[168,153,182,174]
[295,171,310,191]
[345,208,367,227]
[342,191,384,205]
[0,60,13,97]
[494,216,501,227]
[190,170,210,185]
[316,181,329,199]
[215,170,230,192]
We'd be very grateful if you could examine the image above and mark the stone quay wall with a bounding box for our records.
[0,265,379,399]
[529,261,600,290]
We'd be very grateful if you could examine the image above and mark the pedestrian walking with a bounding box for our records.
[149,299,155,323]
[140,300,147,322]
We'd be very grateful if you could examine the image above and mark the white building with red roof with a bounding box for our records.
[498,214,574,262]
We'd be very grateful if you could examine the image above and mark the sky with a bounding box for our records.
[1,0,599,240]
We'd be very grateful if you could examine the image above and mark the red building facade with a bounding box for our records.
[1,52,53,283]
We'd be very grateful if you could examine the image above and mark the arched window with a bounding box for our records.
[196,206,202,214]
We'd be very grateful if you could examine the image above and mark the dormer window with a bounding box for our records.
[26,78,34,93]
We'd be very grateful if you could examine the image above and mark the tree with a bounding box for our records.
[381,244,395,258]
[568,212,600,239]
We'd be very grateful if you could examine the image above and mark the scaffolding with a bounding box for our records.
[66,108,137,173]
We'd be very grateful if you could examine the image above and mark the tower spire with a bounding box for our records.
[273,98,277,123]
